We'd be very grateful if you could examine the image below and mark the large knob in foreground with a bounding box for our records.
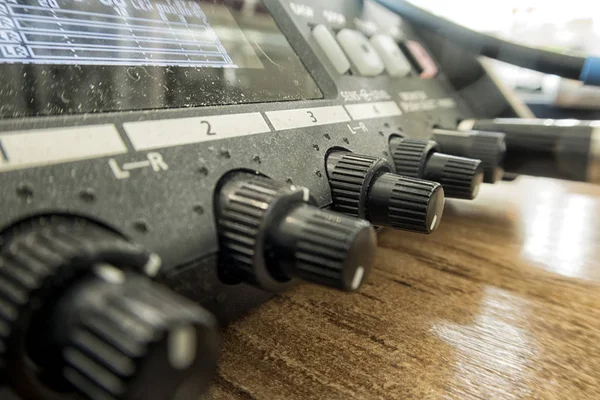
[326,151,445,233]
[389,137,484,199]
[216,174,376,292]
[0,219,218,400]
[49,267,219,400]
[432,128,506,183]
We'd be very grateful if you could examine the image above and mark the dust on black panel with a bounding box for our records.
[0,0,322,118]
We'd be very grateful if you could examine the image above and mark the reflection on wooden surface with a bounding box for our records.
[209,177,600,400]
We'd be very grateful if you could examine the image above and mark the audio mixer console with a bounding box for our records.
[0,1,597,399]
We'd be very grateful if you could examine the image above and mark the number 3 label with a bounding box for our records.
[306,111,317,123]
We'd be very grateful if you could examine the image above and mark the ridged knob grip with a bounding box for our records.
[326,152,445,233]
[389,138,438,177]
[424,153,483,200]
[267,204,376,291]
[470,132,506,183]
[216,175,310,291]
[433,129,506,183]
[367,173,445,233]
[0,220,153,387]
[216,173,376,292]
[52,268,219,400]
[0,218,218,400]
[217,176,299,289]
[389,137,483,199]
[326,152,393,218]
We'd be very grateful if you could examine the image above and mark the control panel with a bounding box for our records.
[0,0,596,399]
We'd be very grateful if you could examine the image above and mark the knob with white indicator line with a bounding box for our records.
[216,173,376,292]
[45,267,219,400]
[267,203,375,291]
[0,218,219,400]
[389,137,484,199]
[326,151,445,233]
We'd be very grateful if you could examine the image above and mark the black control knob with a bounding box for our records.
[368,173,445,233]
[459,118,600,183]
[390,137,484,199]
[48,266,219,400]
[326,151,445,233]
[0,219,218,400]
[432,128,506,183]
[267,203,375,291]
[216,174,376,292]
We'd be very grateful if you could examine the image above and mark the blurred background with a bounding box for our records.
[408,0,600,118]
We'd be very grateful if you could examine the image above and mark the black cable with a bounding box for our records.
[375,0,586,80]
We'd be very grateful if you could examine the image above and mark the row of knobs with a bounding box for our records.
[216,129,507,293]
[0,131,506,400]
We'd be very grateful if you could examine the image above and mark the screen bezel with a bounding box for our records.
[0,0,322,118]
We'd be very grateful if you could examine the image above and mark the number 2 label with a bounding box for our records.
[200,120,215,136]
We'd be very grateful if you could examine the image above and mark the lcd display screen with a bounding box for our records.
[0,0,322,117]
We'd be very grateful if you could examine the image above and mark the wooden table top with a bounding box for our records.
[208,176,600,400]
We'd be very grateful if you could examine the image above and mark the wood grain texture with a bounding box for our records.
[208,177,600,400]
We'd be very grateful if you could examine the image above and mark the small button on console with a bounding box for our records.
[405,40,438,79]
[370,34,412,77]
[336,29,385,77]
[312,24,351,75]
[354,18,379,37]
